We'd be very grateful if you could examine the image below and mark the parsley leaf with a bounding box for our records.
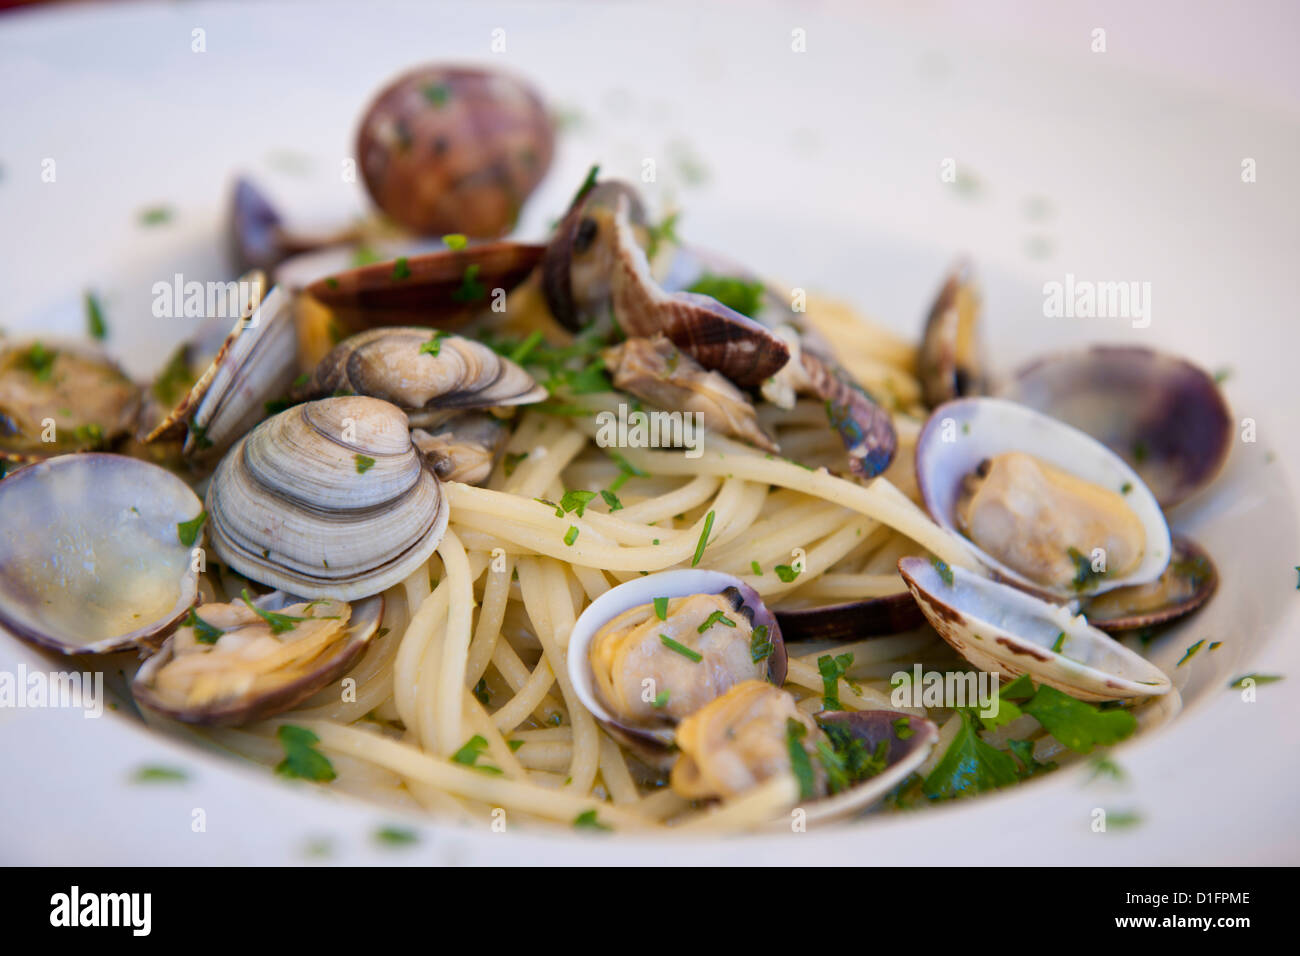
[275,725,336,782]
[817,653,854,710]
[176,510,207,547]
[184,607,223,644]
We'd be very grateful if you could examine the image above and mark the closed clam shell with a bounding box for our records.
[206,396,447,600]
[310,328,545,427]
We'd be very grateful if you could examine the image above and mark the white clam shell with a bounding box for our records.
[915,397,1172,599]
[205,396,447,600]
[898,556,1172,702]
[0,454,202,654]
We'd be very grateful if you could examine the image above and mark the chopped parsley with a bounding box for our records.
[240,588,310,635]
[697,610,735,633]
[785,719,817,800]
[1229,673,1284,688]
[176,510,207,547]
[132,765,188,783]
[559,489,597,517]
[1051,631,1067,653]
[451,263,486,302]
[659,633,702,662]
[817,652,854,710]
[275,725,336,782]
[921,709,1020,799]
[442,232,468,250]
[686,273,766,318]
[750,560,763,576]
[419,330,447,356]
[374,826,419,845]
[503,451,528,476]
[508,329,544,364]
[690,510,716,567]
[816,721,889,793]
[652,689,670,708]
[23,342,56,381]
[184,607,224,644]
[573,809,612,832]
[85,291,108,340]
[354,454,376,474]
[451,735,503,775]
[1176,639,1205,667]
[930,557,954,586]
[423,83,451,106]
[750,624,774,663]
[774,564,800,583]
[138,205,173,226]
[653,597,669,620]
[1067,546,1106,592]
[564,526,580,546]
[600,489,623,512]
[390,256,412,280]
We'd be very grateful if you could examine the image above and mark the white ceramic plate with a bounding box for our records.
[2,0,1298,865]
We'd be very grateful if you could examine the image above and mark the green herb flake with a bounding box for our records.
[419,330,447,356]
[131,765,188,783]
[817,652,854,710]
[139,205,173,226]
[176,510,207,547]
[391,256,412,280]
[442,233,468,250]
[451,263,486,302]
[184,607,224,645]
[24,342,56,381]
[374,826,419,846]
[1068,546,1106,592]
[560,489,597,517]
[921,709,1020,800]
[697,610,736,633]
[275,725,336,782]
[786,718,817,800]
[354,454,376,474]
[774,564,799,583]
[1176,639,1205,667]
[451,735,503,775]
[930,557,954,586]
[659,633,702,662]
[686,273,766,318]
[85,291,108,340]
[652,689,670,709]
[653,597,669,620]
[503,451,528,477]
[564,525,580,547]
[690,510,716,567]
[240,588,310,635]
[1051,631,1066,653]
[750,624,774,663]
[600,489,623,512]
[573,809,612,832]
[1229,673,1284,688]
[750,560,763,576]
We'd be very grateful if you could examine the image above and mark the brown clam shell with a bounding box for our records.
[305,242,544,330]
[1082,536,1218,633]
[776,592,923,643]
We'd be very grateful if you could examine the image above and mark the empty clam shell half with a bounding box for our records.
[206,396,448,601]
[132,591,384,726]
[998,346,1232,509]
[0,454,202,655]
[144,280,299,461]
[915,397,1171,600]
[567,569,787,755]
[898,556,1171,702]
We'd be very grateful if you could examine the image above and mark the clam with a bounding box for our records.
[205,396,448,601]
[305,327,546,428]
[0,454,202,655]
[915,397,1171,600]
[411,413,506,485]
[1,340,141,462]
[303,241,544,330]
[229,178,361,275]
[356,65,554,237]
[567,569,787,758]
[919,263,985,408]
[602,334,778,453]
[541,175,649,331]
[1081,535,1218,633]
[144,281,300,460]
[133,591,384,725]
[671,680,939,825]
[609,196,790,387]
[998,346,1231,508]
[898,556,1172,701]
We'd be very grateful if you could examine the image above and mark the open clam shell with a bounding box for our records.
[897,556,1171,702]
[0,454,202,655]
[915,397,1171,600]
[1,340,142,461]
[1082,535,1218,633]
[567,569,788,757]
[998,346,1232,509]
[205,396,448,601]
[307,327,546,427]
[798,710,940,826]
[541,177,648,331]
[918,262,985,408]
[144,280,299,461]
[132,591,384,726]
[304,242,544,330]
